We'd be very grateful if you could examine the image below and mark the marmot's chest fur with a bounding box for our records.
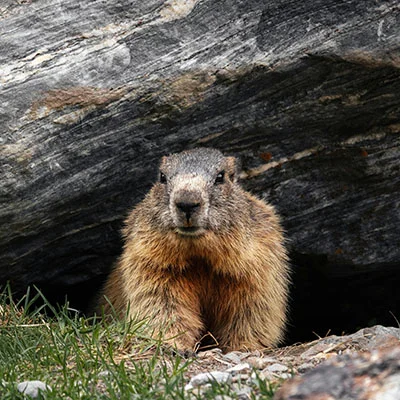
[98,147,290,352]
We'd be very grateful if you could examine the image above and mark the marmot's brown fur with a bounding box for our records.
[98,148,290,352]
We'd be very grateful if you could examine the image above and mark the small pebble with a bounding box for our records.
[297,362,315,373]
[197,348,223,359]
[233,384,252,399]
[17,381,52,398]
[226,363,251,373]
[98,370,111,377]
[246,356,277,369]
[262,363,288,374]
[279,372,292,380]
[251,363,291,382]
[232,374,249,383]
[222,351,245,364]
[185,371,231,390]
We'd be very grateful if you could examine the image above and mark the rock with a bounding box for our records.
[299,336,346,360]
[233,386,252,400]
[253,362,292,381]
[300,325,400,361]
[17,381,52,398]
[274,345,400,400]
[0,0,399,341]
[296,362,314,374]
[246,356,278,369]
[371,375,400,400]
[197,348,223,359]
[181,326,400,398]
[185,371,232,390]
[222,351,246,364]
[225,363,251,374]
[262,363,288,374]
[97,370,111,377]
[253,369,292,383]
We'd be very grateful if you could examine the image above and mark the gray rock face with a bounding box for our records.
[0,0,399,340]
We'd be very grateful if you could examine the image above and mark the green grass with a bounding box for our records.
[0,287,277,399]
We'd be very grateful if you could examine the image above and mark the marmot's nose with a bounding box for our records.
[175,201,200,219]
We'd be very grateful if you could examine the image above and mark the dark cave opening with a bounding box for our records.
[284,252,400,345]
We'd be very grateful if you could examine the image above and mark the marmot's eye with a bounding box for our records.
[215,171,225,184]
[160,172,167,184]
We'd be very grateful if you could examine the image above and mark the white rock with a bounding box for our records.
[233,383,252,397]
[185,371,232,390]
[222,352,244,364]
[98,370,111,377]
[17,381,52,398]
[263,363,288,373]
[251,363,291,382]
[226,363,251,373]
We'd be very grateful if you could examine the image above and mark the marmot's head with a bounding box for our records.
[151,148,239,236]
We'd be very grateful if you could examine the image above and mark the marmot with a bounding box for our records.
[98,147,290,352]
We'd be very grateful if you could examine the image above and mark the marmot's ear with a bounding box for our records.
[226,156,239,183]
